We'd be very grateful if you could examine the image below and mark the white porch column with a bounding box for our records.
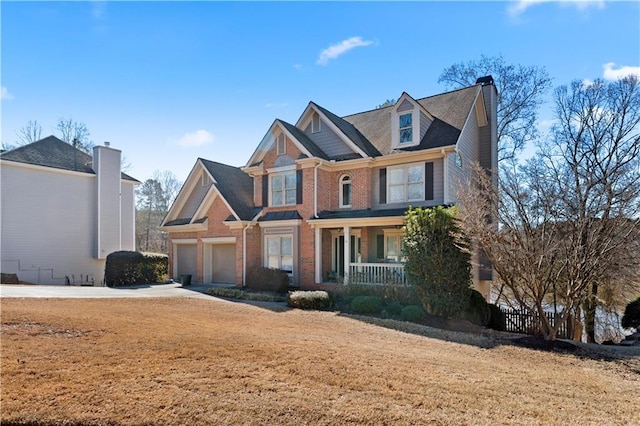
[314,226,322,284]
[343,226,351,285]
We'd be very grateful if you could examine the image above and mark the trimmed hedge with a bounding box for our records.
[245,267,290,293]
[622,297,640,330]
[401,305,426,323]
[464,289,491,326]
[288,291,332,310]
[351,295,382,314]
[487,303,507,331]
[104,251,168,287]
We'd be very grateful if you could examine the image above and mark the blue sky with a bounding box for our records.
[2,1,639,183]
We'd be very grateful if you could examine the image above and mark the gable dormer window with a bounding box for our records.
[201,173,211,186]
[276,133,286,155]
[399,113,413,143]
[311,112,321,133]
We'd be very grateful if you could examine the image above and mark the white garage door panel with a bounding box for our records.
[212,244,236,283]
[176,244,197,279]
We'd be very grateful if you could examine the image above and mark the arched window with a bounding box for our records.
[340,175,352,208]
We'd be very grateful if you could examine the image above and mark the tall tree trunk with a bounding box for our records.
[583,282,598,343]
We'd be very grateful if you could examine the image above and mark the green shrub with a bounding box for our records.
[351,295,382,314]
[206,287,287,302]
[384,301,403,317]
[245,267,290,293]
[287,291,332,310]
[621,297,640,330]
[401,305,426,323]
[104,251,168,287]
[487,304,506,331]
[403,206,472,318]
[464,290,491,326]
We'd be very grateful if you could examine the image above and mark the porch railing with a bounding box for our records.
[348,263,407,286]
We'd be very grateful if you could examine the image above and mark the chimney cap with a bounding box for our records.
[476,75,494,86]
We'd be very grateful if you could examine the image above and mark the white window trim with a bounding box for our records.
[276,133,286,155]
[386,162,425,203]
[311,112,321,133]
[269,170,296,207]
[264,234,294,276]
[391,105,420,149]
[339,174,352,208]
[382,229,403,263]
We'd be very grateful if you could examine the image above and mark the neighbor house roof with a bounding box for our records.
[0,135,139,182]
[199,158,258,221]
[342,85,481,155]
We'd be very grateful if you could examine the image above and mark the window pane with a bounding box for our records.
[281,256,293,272]
[285,189,296,205]
[388,185,405,203]
[285,172,296,189]
[407,165,424,183]
[399,113,412,128]
[342,183,351,206]
[407,183,424,200]
[267,255,279,269]
[281,237,292,256]
[388,168,404,185]
[271,175,283,190]
[267,237,280,255]
[272,191,283,206]
[400,128,413,143]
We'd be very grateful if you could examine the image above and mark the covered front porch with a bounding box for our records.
[309,211,408,286]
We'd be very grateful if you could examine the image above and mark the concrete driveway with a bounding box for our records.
[0,282,223,300]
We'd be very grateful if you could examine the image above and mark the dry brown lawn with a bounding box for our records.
[1,297,639,425]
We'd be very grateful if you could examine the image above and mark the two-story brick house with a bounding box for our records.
[161,77,497,296]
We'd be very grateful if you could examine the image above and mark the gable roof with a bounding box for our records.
[342,85,481,155]
[0,135,139,182]
[199,159,257,221]
[311,102,381,158]
[277,120,328,160]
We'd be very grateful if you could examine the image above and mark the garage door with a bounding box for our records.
[176,244,197,280]
[211,244,236,283]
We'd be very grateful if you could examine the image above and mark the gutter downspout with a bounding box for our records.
[242,222,251,287]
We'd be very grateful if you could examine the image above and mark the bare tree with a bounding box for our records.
[457,76,640,341]
[439,55,552,163]
[56,118,93,153]
[16,120,43,145]
[136,171,182,253]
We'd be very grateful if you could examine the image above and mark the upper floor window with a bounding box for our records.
[388,163,424,203]
[312,112,321,133]
[270,171,296,206]
[399,113,413,143]
[454,151,463,168]
[339,175,352,208]
[276,133,286,155]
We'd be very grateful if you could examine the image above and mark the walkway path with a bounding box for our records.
[0,282,223,300]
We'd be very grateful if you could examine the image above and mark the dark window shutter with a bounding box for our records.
[296,170,303,204]
[376,235,384,260]
[379,168,387,204]
[425,162,434,201]
[262,175,268,207]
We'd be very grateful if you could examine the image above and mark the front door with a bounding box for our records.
[332,234,361,277]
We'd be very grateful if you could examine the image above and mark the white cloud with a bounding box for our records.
[508,0,605,17]
[602,62,640,80]
[176,130,214,148]
[317,36,374,66]
[1,86,14,100]
[265,102,289,108]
